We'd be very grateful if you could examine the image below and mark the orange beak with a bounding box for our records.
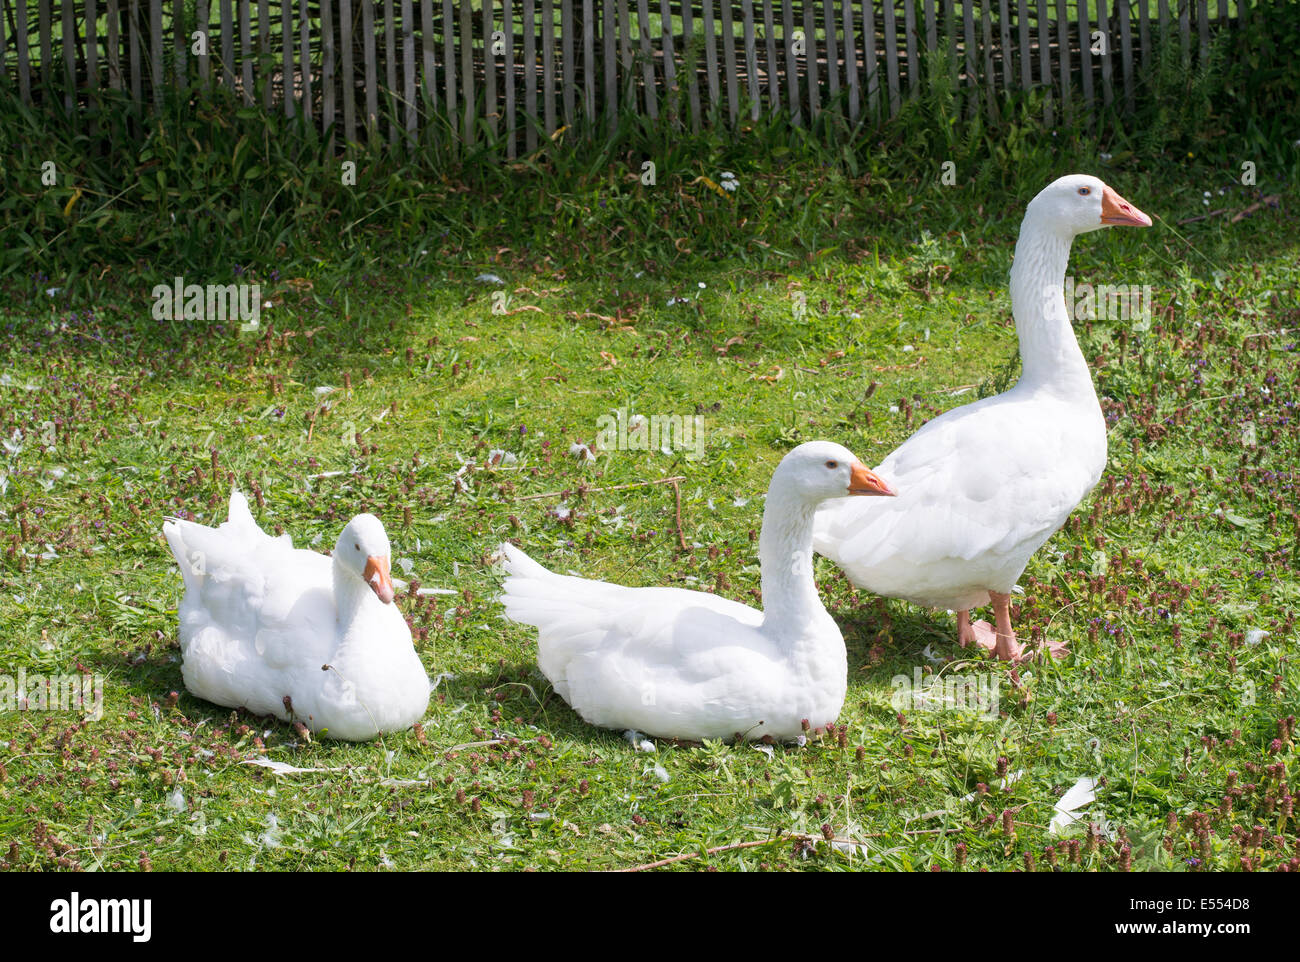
[1100,185,1152,227]
[848,461,896,497]
[363,555,395,604]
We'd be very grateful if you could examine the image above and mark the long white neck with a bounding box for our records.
[1009,214,1096,399]
[758,486,833,639]
[332,562,382,660]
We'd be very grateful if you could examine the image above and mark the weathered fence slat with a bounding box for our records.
[961,0,977,112]
[997,0,1012,94]
[1055,0,1068,123]
[127,0,140,104]
[1076,0,1092,122]
[279,0,290,114]
[543,0,558,130]
[1197,0,1210,64]
[822,0,839,104]
[635,0,656,120]
[617,0,631,116]
[1097,0,1113,109]
[218,0,231,87]
[59,0,73,112]
[602,0,616,132]
[718,0,738,123]
[298,0,312,118]
[39,0,52,90]
[761,0,779,112]
[904,0,919,97]
[258,0,269,107]
[401,0,415,141]
[443,0,457,133]
[106,0,120,91]
[980,0,994,120]
[384,0,398,144]
[1017,0,1031,90]
[87,0,100,97]
[742,0,760,121]
[842,0,859,123]
[418,0,433,119]
[343,0,357,139]
[507,0,519,155]
[322,0,337,140]
[1037,0,1051,124]
[238,0,252,104]
[769,0,790,124]
[883,0,902,117]
[803,0,817,119]
[584,0,598,126]
[951,0,961,89]
[561,0,575,128]
[524,0,537,150]
[366,0,381,131]
[65,0,79,112]
[659,0,678,125]
[682,0,701,129]
[863,1,881,118]
[486,0,500,137]
[1138,1,1152,75]
[1119,0,1135,109]
[460,0,474,142]
[149,0,162,111]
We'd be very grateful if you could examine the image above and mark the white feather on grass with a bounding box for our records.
[241,758,347,775]
[1049,776,1098,835]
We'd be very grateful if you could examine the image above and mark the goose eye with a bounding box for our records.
[825,460,838,469]
[354,542,360,551]
[1078,187,1091,195]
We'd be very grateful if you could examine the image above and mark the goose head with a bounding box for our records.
[1028,174,1152,238]
[773,441,896,504]
[334,514,396,604]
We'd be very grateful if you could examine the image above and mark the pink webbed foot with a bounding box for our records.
[1035,637,1070,660]
[991,628,1028,662]
[956,610,993,649]
[960,602,1061,663]
[969,619,1001,653]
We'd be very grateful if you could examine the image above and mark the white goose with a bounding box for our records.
[162,491,430,740]
[813,175,1152,661]
[498,441,895,742]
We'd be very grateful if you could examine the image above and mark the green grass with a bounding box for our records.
[0,148,1296,871]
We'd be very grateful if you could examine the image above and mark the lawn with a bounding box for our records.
[2,150,1296,872]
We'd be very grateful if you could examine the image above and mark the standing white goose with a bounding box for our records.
[498,442,896,742]
[813,175,1152,661]
[162,491,430,740]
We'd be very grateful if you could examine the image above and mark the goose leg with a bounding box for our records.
[987,593,1071,661]
[989,591,1027,662]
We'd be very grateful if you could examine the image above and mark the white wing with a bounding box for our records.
[814,388,1104,608]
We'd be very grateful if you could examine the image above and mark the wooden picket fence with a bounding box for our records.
[0,2,1251,156]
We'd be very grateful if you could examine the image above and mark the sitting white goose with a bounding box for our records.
[162,491,430,740]
[498,441,895,742]
[813,174,1151,661]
